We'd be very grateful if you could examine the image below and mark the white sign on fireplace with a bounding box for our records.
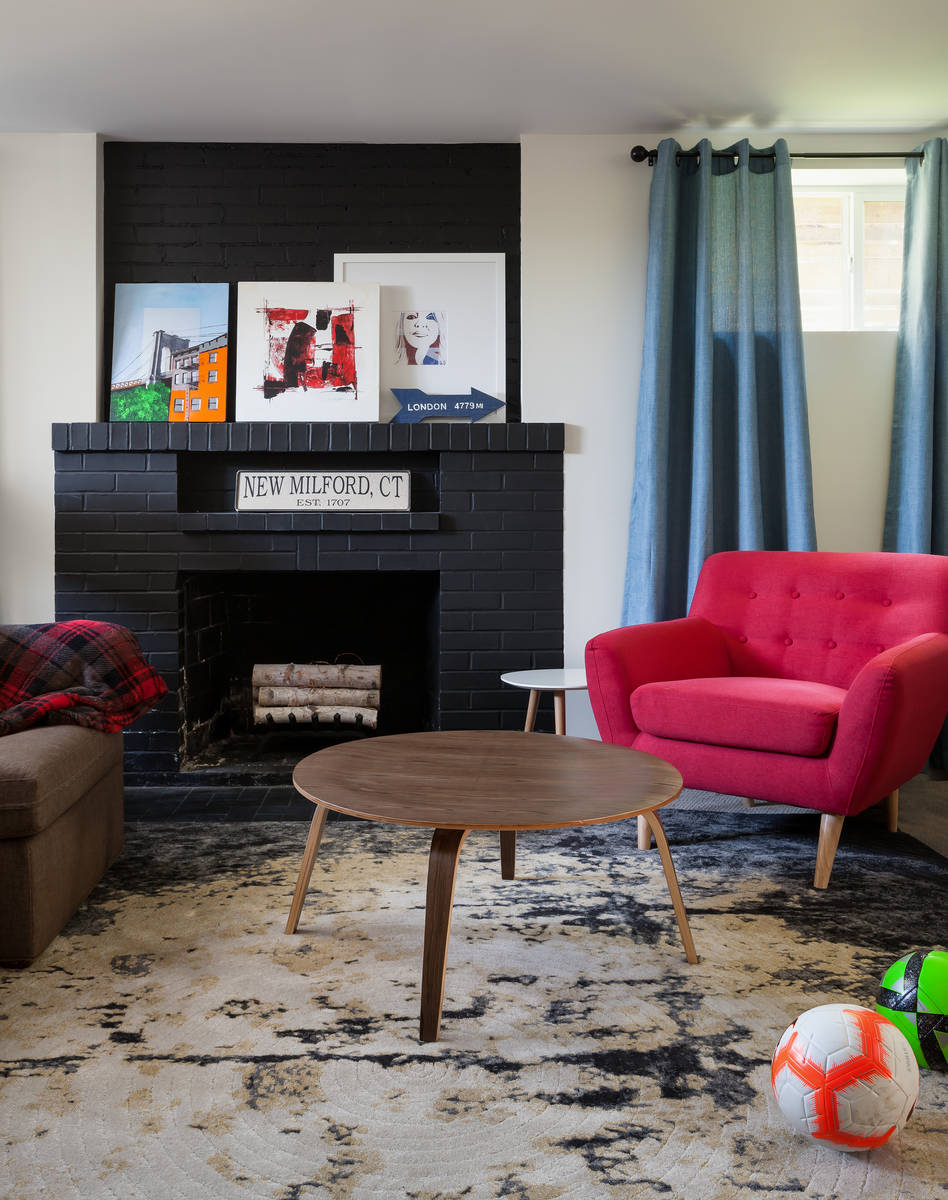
[235,470,410,512]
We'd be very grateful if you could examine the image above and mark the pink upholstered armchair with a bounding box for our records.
[585,551,948,888]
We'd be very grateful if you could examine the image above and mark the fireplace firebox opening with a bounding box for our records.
[179,571,439,780]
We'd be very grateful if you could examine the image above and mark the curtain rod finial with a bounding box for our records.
[631,145,656,165]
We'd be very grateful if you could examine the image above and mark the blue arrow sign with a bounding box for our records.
[389,388,505,424]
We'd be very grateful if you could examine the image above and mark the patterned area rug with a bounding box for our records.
[1,811,946,1199]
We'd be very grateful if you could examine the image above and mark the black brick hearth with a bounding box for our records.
[53,421,564,786]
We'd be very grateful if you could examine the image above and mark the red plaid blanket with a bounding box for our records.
[0,621,168,736]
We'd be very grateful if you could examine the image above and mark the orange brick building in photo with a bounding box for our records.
[169,333,227,422]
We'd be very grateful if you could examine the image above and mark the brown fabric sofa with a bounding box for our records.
[0,725,124,965]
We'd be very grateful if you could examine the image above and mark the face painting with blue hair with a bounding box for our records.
[396,310,446,365]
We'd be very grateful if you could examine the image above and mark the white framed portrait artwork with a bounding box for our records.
[333,252,505,423]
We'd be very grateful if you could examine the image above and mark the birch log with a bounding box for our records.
[254,705,378,728]
[252,663,381,690]
[256,686,380,708]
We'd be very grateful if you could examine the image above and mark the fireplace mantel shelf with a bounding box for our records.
[199,512,441,533]
[52,422,565,455]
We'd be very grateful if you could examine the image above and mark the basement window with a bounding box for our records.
[792,169,906,331]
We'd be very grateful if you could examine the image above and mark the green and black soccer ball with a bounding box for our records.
[876,949,948,1072]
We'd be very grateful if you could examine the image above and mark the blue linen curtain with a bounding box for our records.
[883,137,947,558]
[623,138,816,625]
[883,136,948,771]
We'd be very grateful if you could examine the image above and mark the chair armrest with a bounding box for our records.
[829,632,948,813]
[584,616,730,746]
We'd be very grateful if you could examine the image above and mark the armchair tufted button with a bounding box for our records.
[748,591,757,599]
[738,635,748,643]
[835,591,845,600]
[827,640,837,649]
[791,590,800,599]
[882,598,892,607]
[784,637,793,646]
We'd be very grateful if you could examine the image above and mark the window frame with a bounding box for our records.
[851,186,906,330]
[791,169,906,333]
[793,187,852,330]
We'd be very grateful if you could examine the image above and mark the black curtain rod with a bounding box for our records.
[630,144,923,166]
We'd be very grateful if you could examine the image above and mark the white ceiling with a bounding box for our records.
[2,0,947,141]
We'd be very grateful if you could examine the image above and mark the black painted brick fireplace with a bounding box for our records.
[52,421,564,785]
[104,142,521,422]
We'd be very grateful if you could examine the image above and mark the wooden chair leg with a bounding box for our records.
[420,827,469,1043]
[500,831,516,879]
[885,789,899,833]
[284,804,329,934]
[642,811,698,964]
[523,689,540,732]
[814,813,845,890]
[637,814,653,850]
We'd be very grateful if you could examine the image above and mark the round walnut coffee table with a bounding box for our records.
[285,730,697,1042]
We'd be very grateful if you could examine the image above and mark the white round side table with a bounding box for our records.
[500,668,588,735]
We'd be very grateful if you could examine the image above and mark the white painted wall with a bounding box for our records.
[520,131,931,737]
[520,135,647,735]
[804,331,897,552]
[0,133,101,622]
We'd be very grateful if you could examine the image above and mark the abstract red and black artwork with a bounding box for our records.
[236,282,380,422]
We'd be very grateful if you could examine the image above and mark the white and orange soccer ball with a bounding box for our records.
[771,1003,920,1151]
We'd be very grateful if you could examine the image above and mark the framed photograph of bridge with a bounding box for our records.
[333,252,505,423]
[108,282,229,421]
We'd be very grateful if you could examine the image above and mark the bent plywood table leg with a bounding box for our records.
[500,831,516,879]
[420,827,469,1042]
[284,803,329,934]
[641,810,699,964]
